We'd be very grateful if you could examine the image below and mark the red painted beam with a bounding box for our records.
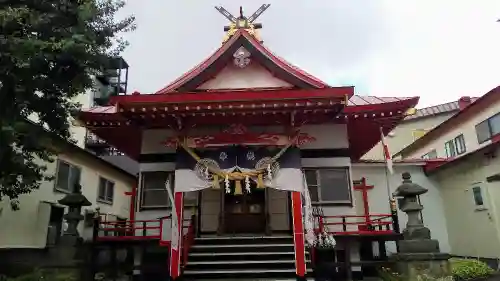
[110,87,353,105]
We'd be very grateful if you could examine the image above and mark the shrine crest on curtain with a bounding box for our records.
[174,146,303,193]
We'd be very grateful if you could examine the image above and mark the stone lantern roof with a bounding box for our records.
[393,172,428,197]
[58,184,92,207]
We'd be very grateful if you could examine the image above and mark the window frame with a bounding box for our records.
[454,134,466,155]
[444,139,456,158]
[140,171,175,209]
[475,112,500,144]
[54,160,81,193]
[472,186,485,207]
[97,177,115,204]
[445,134,466,157]
[303,167,352,206]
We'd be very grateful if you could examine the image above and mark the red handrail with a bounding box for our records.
[314,213,395,235]
[181,215,196,268]
[309,213,396,266]
[96,218,166,241]
[94,216,195,243]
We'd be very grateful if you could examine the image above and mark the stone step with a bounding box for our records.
[183,268,313,280]
[185,235,309,280]
[195,235,294,246]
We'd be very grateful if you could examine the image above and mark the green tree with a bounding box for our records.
[0,0,135,209]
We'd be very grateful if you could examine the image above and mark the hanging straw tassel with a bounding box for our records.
[212,174,220,189]
[257,174,265,188]
[234,181,243,195]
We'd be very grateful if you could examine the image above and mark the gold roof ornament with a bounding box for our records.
[215,4,270,44]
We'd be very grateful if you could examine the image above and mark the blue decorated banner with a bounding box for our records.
[174,146,303,193]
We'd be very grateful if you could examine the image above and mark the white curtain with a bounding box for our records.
[302,173,316,246]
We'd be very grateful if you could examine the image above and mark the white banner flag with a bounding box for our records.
[166,180,179,250]
[380,128,394,175]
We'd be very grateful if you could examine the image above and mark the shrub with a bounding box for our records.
[378,267,454,281]
[451,258,494,280]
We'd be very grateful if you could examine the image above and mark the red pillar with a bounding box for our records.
[169,192,184,280]
[291,191,306,280]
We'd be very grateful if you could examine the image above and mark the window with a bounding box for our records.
[444,139,456,158]
[454,134,466,154]
[303,168,351,204]
[475,113,500,144]
[55,160,81,192]
[97,177,115,204]
[141,171,174,208]
[444,134,466,157]
[472,186,484,206]
[412,129,428,141]
[421,149,437,159]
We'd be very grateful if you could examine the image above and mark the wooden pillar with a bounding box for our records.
[169,192,184,280]
[291,191,306,280]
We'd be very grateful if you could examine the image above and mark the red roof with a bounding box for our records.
[78,28,419,160]
[404,97,479,121]
[155,29,328,94]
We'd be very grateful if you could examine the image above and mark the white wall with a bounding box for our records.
[0,151,134,248]
[403,97,500,159]
[364,114,454,160]
[431,147,500,259]
[351,163,451,255]
[197,63,292,90]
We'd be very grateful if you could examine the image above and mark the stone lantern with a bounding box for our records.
[58,183,92,237]
[49,183,92,267]
[391,172,451,280]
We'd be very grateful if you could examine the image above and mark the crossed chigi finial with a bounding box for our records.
[215,4,270,31]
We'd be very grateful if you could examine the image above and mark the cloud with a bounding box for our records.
[119,0,500,108]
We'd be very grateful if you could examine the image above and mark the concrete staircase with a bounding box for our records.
[183,235,312,280]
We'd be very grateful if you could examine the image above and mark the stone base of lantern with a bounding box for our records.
[49,235,82,261]
[390,252,451,281]
[399,238,441,253]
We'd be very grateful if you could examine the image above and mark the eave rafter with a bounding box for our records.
[80,106,407,129]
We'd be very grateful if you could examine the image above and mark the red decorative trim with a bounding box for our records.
[241,30,327,88]
[155,31,242,94]
[154,29,328,94]
[291,191,306,277]
[79,94,417,160]
[163,124,316,148]
[353,178,374,225]
[111,87,352,106]
[169,192,184,279]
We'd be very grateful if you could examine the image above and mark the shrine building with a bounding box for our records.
[77,5,450,281]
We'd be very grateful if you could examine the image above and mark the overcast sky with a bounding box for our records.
[118,1,500,107]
